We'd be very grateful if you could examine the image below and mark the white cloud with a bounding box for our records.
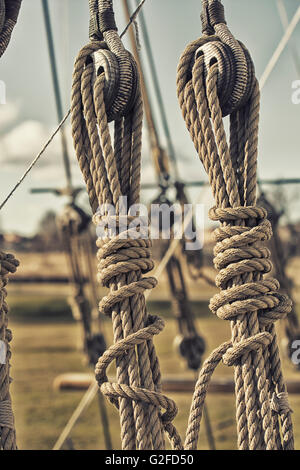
[0,120,74,170]
[0,102,20,128]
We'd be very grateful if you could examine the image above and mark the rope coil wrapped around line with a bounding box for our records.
[177,0,294,451]
[0,252,18,449]
[71,1,183,449]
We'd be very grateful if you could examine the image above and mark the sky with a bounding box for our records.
[0,0,300,235]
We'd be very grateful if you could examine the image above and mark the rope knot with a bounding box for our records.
[270,392,293,415]
[0,252,19,277]
[93,214,157,317]
[222,332,272,366]
[95,314,180,431]
[209,206,292,328]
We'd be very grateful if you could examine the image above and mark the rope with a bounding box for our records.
[0,0,22,452]
[57,204,112,449]
[0,0,147,213]
[259,4,300,90]
[0,0,22,57]
[0,111,71,212]
[0,252,18,450]
[57,205,107,366]
[258,193,300,363]
[132,0,179,181]
[177,0,294,450]
[53,201,195,450]
[71,1,182,450]
[42,0,72,191]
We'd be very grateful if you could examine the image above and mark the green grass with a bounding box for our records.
[9,295,73,320]
[8,303,300,450]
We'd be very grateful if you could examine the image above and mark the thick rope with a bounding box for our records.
[71,25,182,448]
[177,19,294,450]
[0,0,22,57]
[0,252,18,450]
[0,0,22,452]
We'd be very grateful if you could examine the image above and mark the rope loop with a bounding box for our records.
[209,206,292,330]
[87,0,138,122]
[95,314,181,443]
[197,0,256,115]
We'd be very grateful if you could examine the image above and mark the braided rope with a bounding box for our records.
[0,252,18,450]
[0,0,22,58]
[177,40,294,450]
[71,34,182,449]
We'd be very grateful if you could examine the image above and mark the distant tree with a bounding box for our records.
[37,210,61,250]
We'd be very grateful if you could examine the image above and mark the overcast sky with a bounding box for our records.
[0,0,300,235]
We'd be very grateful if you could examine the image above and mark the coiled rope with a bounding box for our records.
[177,0,294,451]
[0,0,22,451]
[0,252,18,450]
[0,0,22,57]
[71,0,182,450]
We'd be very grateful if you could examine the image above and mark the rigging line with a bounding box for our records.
[276,0,300,77]
[42,0,72,190]
[120,0,146,39]
[122,0,164,177]
[0,0,147,213]
[145,190,203,298]
[133,0,180,181]
[0,111,71,212]
[257,3,300,191]
[30,175,300,198]
[259,4,300,90]
[52,381,98,450]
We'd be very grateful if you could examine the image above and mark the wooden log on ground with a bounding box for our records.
[53,373,300,394]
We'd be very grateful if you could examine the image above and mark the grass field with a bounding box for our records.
[8,301,300,450]
[6,251,300,449]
